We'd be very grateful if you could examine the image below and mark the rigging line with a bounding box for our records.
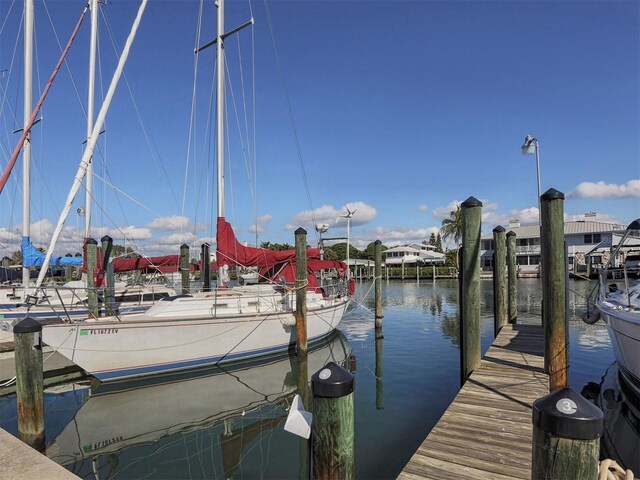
[0,10,22,159]
[182,0,205,241]
[100,8,181,214]
[0,5,89,195]
[235,32,255,192]
[262,0,317,228]
[41,0,88,121]
[225,54,257,211]
[0,0,17,35]
[88,170,198,247]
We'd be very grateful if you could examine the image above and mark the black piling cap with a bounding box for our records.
[86,237,98,245]
[311,361,354,398]
[461,196,482,208]
[14,317,42,333]
[507,230,517,237]
[295,227,307,235]
[532,387,603,440]
[375,239,382,245]
[493,225,506,233]
[541,188,565,200]
[101,235,113,243]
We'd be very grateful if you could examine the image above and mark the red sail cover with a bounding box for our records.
[216,217,320,268]
[112,255,180,273]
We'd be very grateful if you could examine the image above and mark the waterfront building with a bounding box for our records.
[480,215,627,277]
[383,242,446,267]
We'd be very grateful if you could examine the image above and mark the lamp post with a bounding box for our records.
[521,134,541,226]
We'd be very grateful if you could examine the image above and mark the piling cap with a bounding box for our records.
[506,231,517,237]
[493,225,506,233]
[541,188,565,200]
[461,196,482,208]
[13,317,42,333]
[532,387,603,440]
[295,227,307,235]
[311,361,354,398]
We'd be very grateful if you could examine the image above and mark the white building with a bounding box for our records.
[480,216,627,276]
[383,242,446,266]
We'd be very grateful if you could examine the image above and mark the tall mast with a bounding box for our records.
[216,0,225,218]
[84,0,98,239]
[22,0,33,292]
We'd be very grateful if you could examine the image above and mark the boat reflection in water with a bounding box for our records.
[582,362,640,475]
[47,331,352,479]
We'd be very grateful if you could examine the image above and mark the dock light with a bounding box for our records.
[521,134,542,226]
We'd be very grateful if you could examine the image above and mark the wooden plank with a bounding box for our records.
[398,324,547,480]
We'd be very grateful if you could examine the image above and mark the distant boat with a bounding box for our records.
[46,332,352,473]
[593,219,640,395]
[40,0,353,382]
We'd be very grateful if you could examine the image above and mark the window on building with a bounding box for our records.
[516,256,529,266]
[530,256,540,265]
[482,240,494,250]
[591,256,602,265]
[584,233,602,244]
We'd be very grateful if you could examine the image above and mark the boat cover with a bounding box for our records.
[216,217,320,268]
[21,237,83,267]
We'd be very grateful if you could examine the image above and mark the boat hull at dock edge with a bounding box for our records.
[42,294,349,382]
[599,304,640,390]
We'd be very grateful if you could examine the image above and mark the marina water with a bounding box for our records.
[1,278,636,479]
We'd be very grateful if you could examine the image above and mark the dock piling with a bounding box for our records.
[86,238,99,317]
[531,387,603,479]
[101,235,114,313]
[180,243,190,294]
[311,362,355,480]
[507,230,518,324]
[460,196,482,383]
[540,188,568,390]
[492,225,507,336]
[14,317,45,452]
[201,243,211,292]
[295,228,308,357]
[374,239,383,326]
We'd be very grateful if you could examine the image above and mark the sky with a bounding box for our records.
[0,0,638,259]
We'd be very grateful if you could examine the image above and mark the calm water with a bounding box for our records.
[1,278,636,479]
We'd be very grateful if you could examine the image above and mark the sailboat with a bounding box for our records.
[0,1,174,340]
[40,0,353,382]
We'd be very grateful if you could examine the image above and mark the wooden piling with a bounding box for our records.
[507,230,518,324]
[86,238,98,318]
[540,188,568,391]
[201,243,211,292]
[295,228,308,357]
[531,387,603,479]
[460,196,482,383]
[492,225,507,337]
[311,362,355,480]
[375,327,383,410]
[14,317,45,452]
[180,243,190,294]
[101,235,114,314]
[374,240,383,326]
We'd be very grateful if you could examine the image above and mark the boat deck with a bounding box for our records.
[398,323,548,479]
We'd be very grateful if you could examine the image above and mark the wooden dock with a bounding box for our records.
[399,323,548,480]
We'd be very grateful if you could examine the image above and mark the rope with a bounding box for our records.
[598,459,635,480]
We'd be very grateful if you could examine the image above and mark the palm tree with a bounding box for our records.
[440,205,462,268]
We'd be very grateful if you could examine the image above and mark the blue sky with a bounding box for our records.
[0,0,638,258]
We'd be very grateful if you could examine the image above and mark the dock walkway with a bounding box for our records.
[399,323,548,480]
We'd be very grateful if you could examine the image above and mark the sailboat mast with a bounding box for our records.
[216,0,225,218]
[22,0,34,292]
[84,0,98,239]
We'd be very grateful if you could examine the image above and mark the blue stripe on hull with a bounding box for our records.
[94,332,332,381]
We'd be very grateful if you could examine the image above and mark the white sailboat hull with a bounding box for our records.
[598,302,640,386]
[42,290,349,381]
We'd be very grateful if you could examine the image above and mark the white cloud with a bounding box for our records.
[432,200,463,219]
[568,180,640,199]
[249,214,272,234]
[286,202,377,230]
[417,204,428,212]
[146,215,193,231]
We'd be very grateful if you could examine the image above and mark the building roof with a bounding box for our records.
[481,220,627,240]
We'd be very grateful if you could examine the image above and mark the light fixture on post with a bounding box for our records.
[521,134,541,226]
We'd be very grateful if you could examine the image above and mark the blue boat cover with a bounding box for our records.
[21,237,83,267]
